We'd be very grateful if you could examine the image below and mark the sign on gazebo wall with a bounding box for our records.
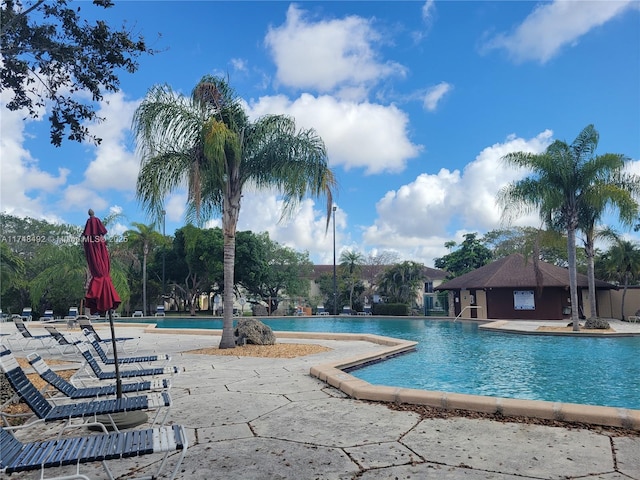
[514,290,535,310]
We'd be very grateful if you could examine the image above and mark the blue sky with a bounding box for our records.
[2,1,639,266]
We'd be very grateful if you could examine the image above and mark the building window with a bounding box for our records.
[425,281,433,293]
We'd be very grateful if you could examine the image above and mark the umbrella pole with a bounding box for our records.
[91,308,148,431]
[108,309,123,398]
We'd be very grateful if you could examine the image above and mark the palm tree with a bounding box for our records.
[133,76,336,348]
[580,180,640,319]
[497,125,636,330]
[339,250,364,311]
[124,222,161,316]
[0,242,25,313]
[600,238,640,318]
[378,261,424,305]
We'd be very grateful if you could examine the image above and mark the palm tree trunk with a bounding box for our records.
[219,182,242,349]
[586,242,597,320]
[349,280,354,311]
[621,272,629,319]
[142,249,148,316]
[567,227,580,331]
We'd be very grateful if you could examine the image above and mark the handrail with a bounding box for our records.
[454,305,483,322]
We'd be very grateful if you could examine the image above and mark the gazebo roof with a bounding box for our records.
[434,253,615,290]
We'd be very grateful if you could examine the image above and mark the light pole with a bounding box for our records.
[161,210,166,303]
[332,205,337,315]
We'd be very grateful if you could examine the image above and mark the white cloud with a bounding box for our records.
[231,58,248,72]
[423,82,452,111]
[235,189,344,264]
[246,93,421,174]
[483,0,635,63]
[422,0,435,23]
[623,158,640,177]
[0,89,70,221]
[361,130,554,265]
[412,0,437,43]
[82,92,140,191]
[165,193,188,224]
[60,185,108,213]
[265,4,406,97]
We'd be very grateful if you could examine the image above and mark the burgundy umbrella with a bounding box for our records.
[82,209,123,397]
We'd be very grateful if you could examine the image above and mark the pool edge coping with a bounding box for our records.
[143,324,640,431]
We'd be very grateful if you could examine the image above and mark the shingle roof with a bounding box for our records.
[434,253,615,290]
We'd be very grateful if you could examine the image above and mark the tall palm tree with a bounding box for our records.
[497,125,635,330]
[339,250,364,311]
[600,238,640,318]
[577,164,639,320]
[124,222,161,316]
[133,76,336,348]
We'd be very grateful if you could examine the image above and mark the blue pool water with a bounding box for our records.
[125,316,640,410]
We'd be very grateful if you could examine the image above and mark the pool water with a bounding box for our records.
[125,316,640,410]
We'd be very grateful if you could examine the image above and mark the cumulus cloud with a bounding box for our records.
[362,130,554,265]
[0,89,70,220]
[60,185,109,213]
[265,4,406,97]
[246,93,421,174]
[423,82,452,111]
[234,186,345,264]
[483,0,635,63]
[82,92,140,192]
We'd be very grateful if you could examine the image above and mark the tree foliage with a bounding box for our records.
[434,233,492,278]
[498,124,639,328]
[377,261,425,305]
[482,227,568,265]
[235,231,313,313]
[596,237,640,319]
[1,0,152,146]
[339,250,364,311]
[133,75,336,348]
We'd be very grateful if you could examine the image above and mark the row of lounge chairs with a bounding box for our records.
[0,321,187,479]
[11,304,165,323]
[8,318,140,353]
[315,305,373,315]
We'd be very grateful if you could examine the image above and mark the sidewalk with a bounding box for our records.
[3,322,640,479]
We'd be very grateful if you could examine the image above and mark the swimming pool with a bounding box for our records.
[124,316,640,410]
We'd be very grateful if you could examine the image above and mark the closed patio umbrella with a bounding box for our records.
[83,210,147,429]
[82,209,122,397]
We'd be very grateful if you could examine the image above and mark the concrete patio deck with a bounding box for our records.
[1,319,639,479]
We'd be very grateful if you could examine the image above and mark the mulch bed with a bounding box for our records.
[385,402,640,437]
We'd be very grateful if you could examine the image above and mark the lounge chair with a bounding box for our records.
[9,318,53,351]
[0,346,172,431]
[132,310,144,318]
[363,305,372,315]
[44,325,79,356]
[65,306,80,329]
[155,305,165,317]
[73,341,180,382]
[20,307,32,322]
[340,306,352,315]
[0,423,188,480]
[27,353,171,399]
[316,305,329,316]
[81,329,171,366]
[78,319,140,353]
[39,309,55,322]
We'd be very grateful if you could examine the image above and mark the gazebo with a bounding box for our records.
[434,253,616,320]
